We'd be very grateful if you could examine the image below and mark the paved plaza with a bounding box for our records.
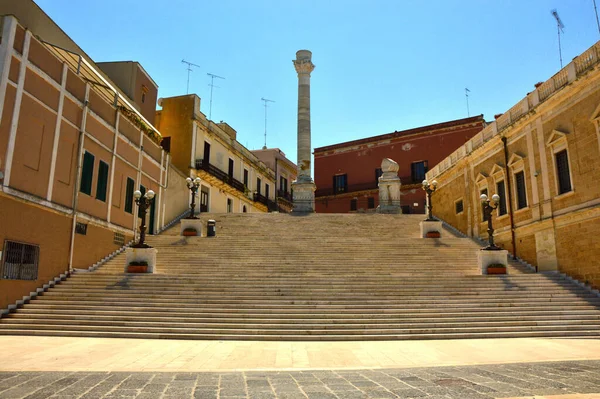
[1,360,600,399]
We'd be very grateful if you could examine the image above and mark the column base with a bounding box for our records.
[291,180,316,213]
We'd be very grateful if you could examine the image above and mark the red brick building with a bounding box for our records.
[314,116,486,213]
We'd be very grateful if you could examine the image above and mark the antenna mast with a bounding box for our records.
[594,0,600,35]
[261,97,275,149]
[551,9,565,68]
[207,73,225,120]
[465,88,470,117]
[181,60,200,94]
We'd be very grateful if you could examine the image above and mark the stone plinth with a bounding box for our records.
[180,218,203,236]
[478,249,508,275]
[420,220,443,238]
[292,180,316,213]
[125,247,158,273]
[376,158,402,214]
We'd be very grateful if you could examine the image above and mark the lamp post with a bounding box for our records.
[421,179,438,221]
[133,189,155,248]
[186,177,201,219]
[480,193,501,250]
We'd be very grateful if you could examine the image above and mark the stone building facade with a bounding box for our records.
[314,116,486,214]
[0,3,190,309]
[155,95,277,214]
[427,41,600,289]
[251,148,297,212]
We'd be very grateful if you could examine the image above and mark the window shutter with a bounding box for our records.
[556,150,572,194]
[80,151,95,195]
[96,161,109,202]
[125,178,134,213]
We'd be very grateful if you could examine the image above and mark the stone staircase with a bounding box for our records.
[1,213,599,340]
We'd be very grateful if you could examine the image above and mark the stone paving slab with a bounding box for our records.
[0,361,599,399]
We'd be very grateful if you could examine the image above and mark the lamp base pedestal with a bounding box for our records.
[180,218,203,236]
[125,247,158,273]
[478,249,508,275]
[419,220,443,238]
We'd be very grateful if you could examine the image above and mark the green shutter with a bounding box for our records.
[96,161,109,202]
[80,151,94,195]
[125,178,134,213]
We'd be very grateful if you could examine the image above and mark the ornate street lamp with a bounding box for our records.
[480,193,501,250]
[421,179,438,221]
[185,177,202,219]
[132,189,155,248]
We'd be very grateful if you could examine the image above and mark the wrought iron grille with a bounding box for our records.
[1,240,39,280]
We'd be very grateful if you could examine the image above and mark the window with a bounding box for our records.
[256,178,261,195]
[555,149,572,194]
[480,188,488,221]
[80,151,95,195]
[280,176,288,193]
[228,158,234,179]
[200,186,209,212]
[124,177,135,214]
[227,198,233,213]
[411,161,428,183]
[375,168,383,183]
[1,240,39,280]
[265,184,270,199]
[368,197,375,209]
[141,92,146,103]
[333,174,347,194]
[113,232,125,246]
[96,161,109,202]
[75,222,87,235]
[455,200,464,214]
[350,198,357,211]
[515,171,527,209]
[496,180,507,216]
[243,169,249,187]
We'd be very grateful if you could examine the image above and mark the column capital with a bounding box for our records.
[293,59,315,75]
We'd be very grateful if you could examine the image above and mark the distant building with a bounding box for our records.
[155,95,277,213]
[0,1,189,309]
[314,116,486,213]
[251,148,297,212]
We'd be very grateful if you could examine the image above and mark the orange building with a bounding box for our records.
[0,1,184,309]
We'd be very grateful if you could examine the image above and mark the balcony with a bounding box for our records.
[195,159,246,194]
[277,190,293,204]
[315,176,423,197]
[253,193,277,211]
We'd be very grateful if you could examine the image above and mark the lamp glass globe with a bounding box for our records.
[147,190,155,199]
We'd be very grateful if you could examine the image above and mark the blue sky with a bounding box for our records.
[37,0,600,164]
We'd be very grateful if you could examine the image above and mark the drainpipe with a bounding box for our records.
[67,84,90,273]
[501,136,517,261]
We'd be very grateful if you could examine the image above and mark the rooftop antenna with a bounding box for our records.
[465,88,470,117]
[551,9,565,68]
[181,59,200,94]
[261,97,275,149]
[594,0,600,35]
[207,73,225,120]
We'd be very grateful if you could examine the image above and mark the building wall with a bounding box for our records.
[314,116,485,213]
[0,15,171,310]
[427,42,600,289]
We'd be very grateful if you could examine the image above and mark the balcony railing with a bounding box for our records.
[315,176,422,197]
[277,190,293,204]
[195,159,246,193]
[253,192,277,211]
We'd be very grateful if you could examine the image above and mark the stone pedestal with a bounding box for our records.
[420,220,443,238]
[478,249,508,275]
[292,180,316,213]
[376,158,402,214]
[125,247,158,273]
[180,218,203,236]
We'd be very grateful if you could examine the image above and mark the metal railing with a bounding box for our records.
[277,190,293,203]
[1,241,39,281]
[195,159,246,193]
[315,176,423,197]
[253,193,277,211]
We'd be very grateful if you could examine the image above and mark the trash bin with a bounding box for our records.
[207,219,216,237]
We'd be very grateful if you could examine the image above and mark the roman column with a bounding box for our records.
[292,49,316,212]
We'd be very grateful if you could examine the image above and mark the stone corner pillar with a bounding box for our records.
[292,49,316,212]
[376,158,402,214]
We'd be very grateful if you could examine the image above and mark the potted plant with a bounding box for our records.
[425,231,441,238]
[183,227,197,237]
[127,260,149,273]
[487,263,507,275]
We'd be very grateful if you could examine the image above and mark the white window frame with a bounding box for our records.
[508,153,528,212]
[490,163,508,218]
[475,172,489,223]
[546,130,574,199]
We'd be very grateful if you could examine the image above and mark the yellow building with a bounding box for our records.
[427,41,600,289]
[251,147,297,212]
[155,95,277,214]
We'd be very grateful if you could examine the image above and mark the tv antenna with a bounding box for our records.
[594,0,600,35]
[465,88,470,117]
[551,9,565,68]
[207,73,225,120]
[261,98,275,149]
[181,59,200,94]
